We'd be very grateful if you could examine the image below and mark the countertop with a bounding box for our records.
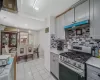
[0,57,14,80]
[50,48,68,55]
[86,57,100,69]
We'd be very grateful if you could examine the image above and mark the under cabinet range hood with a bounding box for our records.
[2,0,17,12]
[64,20,89,29]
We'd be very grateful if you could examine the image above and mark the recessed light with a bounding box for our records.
[25,24,28,26]
[28,30,31,33]
[34,7,39,11]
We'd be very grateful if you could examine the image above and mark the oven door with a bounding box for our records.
[59,63,84,80]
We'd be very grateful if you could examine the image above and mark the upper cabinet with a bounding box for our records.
[55,15,65,39]
[90,0,100,39]
[75,0,89,22]
[64,9,74,26]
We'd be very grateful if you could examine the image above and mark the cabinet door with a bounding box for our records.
[50,53,59,79]
[90,0,100,39]
[50,52,55,73]
[54,54,59,79]
[9,33,17,47]
[75,0,89,22]
[55,17,60,38]
[90,0,94,38]
[65,9,74,26]
[55,15,65,39]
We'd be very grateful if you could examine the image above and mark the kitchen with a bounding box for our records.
[0,0,100,80]
[50,0,100,80]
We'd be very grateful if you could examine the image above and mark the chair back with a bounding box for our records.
[17,44,26,56]
[27,44,34,55]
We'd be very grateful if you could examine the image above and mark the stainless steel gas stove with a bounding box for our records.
[59,45,92,80]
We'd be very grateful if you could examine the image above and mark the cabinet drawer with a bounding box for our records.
[87,65,100,80]
[87,77,95,80]
[87,65,100,73]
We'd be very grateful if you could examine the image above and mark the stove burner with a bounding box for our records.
[60,51,92,63]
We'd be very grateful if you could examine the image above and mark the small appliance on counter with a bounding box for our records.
[59,45,92,80]
[0,55,10,67]
[57,39,64,51]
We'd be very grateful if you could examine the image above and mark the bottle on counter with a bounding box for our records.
[98,47,100,58]
[95,46,99,57]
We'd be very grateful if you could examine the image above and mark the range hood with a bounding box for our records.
[64,20,89,29]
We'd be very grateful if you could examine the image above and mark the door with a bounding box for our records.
[75,0,89,22]
[59,63,79,80]
[64,8,74,26]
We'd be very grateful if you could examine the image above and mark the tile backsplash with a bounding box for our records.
[50,34,67,49]
[51,25,100,49]
[65,25,98,47]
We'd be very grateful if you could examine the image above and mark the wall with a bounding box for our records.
[0,10,45,30]
[39,28,50,71]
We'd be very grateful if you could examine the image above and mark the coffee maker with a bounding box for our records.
[57,40,64,51]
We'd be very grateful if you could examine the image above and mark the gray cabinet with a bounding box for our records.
[50,52,59,79]
[87,65,100,80]
[90,0,100,39]
[75,0,89,22]
[64,9,74,26]
[55,15,65,39]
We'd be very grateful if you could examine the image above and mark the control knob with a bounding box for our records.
[73,62,76,66]
[78,64,81,69]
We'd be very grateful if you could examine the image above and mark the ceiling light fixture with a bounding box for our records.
[33,0,39,10]
[34,7,39,10]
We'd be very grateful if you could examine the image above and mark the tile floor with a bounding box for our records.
[17,57,56,80]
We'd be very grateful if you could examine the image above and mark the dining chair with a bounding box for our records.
[17,44,27,63]
[26,44,34,61]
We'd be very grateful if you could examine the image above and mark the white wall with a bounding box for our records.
[39,28,50,71]
[38,16,55,71]
[0,10,45,30]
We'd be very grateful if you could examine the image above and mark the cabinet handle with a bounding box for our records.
[98,74,100,77]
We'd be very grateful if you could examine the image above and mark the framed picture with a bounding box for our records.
[76,29,82,35]
[45,27,49,33]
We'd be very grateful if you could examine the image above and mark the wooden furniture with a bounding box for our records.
[14,56,16,80]
[26,45,34,60]
[33,45,40,58]
[1,31,17,55]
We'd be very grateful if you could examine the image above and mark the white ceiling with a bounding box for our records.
[0,0,80,30]
[17,0,79,20]
[0,10,45,30]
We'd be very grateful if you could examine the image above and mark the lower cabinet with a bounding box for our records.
[50,52,59,79]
